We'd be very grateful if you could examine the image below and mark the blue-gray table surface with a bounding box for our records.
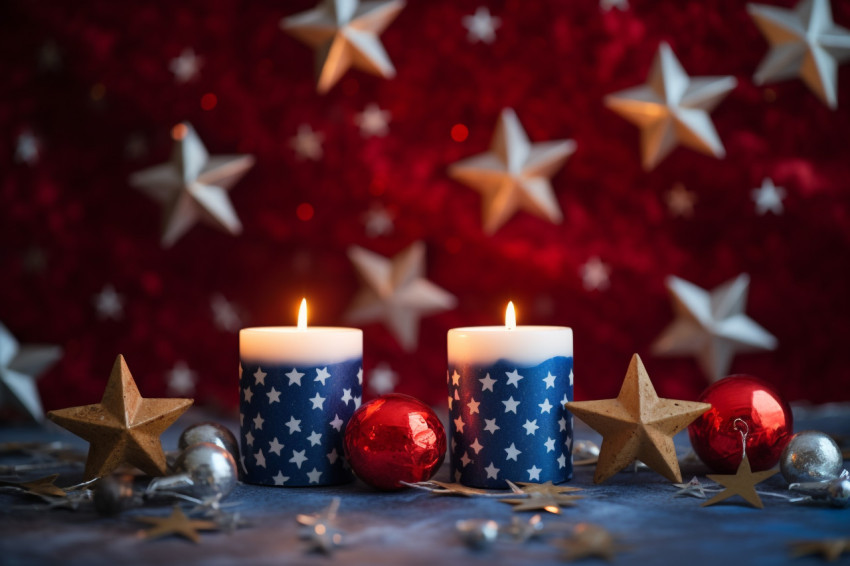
[0,406,848,566]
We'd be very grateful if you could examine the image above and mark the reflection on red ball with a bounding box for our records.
[688,375,793,473]
[343,393,447,490]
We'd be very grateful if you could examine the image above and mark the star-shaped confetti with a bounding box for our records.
[0,322,62,421]
[166,361,197,396]
[567,354,711,484]
[555,523,625,562]
[579,257,611,291]
[136,506,219,543]
[297,497,344,554]
[652,274,778,382]
[290,124,324,161]
[605,42,737,170]
[362,203,395,237]
[673,476,707,499]
[169,48,203,84]
[448,108,576,234]
[47,354,193,480]
[462,7,501,44]
[790,537,850,562]
[702,455,778,509]
[0,474,66,498]
[93,284,124,320]
[129,122,255,247]
[281,0,405,94]
[665,183,697,217]
[354,103,391,137]
[751,177,786,215]
[368,362,398,394]
[345,242,456,350]
[748,0,850,109]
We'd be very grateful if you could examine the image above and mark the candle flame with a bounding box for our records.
[297,298,307,330]
[505,301,516,330]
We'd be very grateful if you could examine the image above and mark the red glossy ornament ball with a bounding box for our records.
[344,393,447,490]
[688,375,793,473]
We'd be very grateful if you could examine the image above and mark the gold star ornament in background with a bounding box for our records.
[604,42,736,170]
[566,354,711,484]
[281,0,406,94]
[790,537,850,562]
[555,523,625,562]
[702,455,778,509]
[448,108,576,234]
[47,355,193,480]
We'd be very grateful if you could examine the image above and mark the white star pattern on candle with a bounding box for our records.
[505,443,521,461]
[357,368,363,385]
[502,396,520,414]
[255,450,266,468]
[505,369,524,387]
[604,42,737,170]
[454,416,466,433]
[329,414,344,431]
[539,398,553,414]
[307,431,323,446]
[666,183,697,217]
[447,395,453,410]
[527,465,542,481]
[169,48,203,83]
[470,438,483,454]
[285,416,302,434]
[467,398,480,414]
[286,368,304,386]
[310,392,326,410]
[307,468,322,484]
[243,386,254,403]
[273,471,289,485]
[559,417,567,432]
[354,104,391,137]
[253,414,265,430]
[245,431,255,447]
[484,418,500,433]
[269,438,284,456]
[341,388,353,404]
[480,373,496,392]
[557,454,567,468]
[461,453,473,467]
[560,393,569,407]
[368,363,398,394]
[544,438,556,453]
[652,274,778,381]
[315,367,331,385]
[748,0,850,109]
[579,257,611,291]
[290,450,308,469]
[752,178,786,215]
[542,372,557,389]
[462,7,501,44]
[289,124,324,161]
[485,462,500,479]
[93,285,124,320]
[211,294,243,332]
[452,371,461,386]
[166,361,197,396]
[523,419,539,436]
[267,387,281,404]
[327,449,339,464]
[254,368,267,386]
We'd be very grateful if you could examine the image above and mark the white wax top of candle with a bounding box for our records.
[448,326,573,366]
[240,327,362,365]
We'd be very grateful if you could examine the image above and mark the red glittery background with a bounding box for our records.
[2,0,850,415]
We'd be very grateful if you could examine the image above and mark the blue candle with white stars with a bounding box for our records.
[239,307,362,487]
[447,304,573,488]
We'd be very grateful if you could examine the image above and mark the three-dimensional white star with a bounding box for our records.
[368,363,398,394]
[751,178,786,215]
[211,294,242,332]
[166,361,196,396]
[289,124,324,161]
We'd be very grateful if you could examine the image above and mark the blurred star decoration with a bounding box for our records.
[0,322,62,421]
[136,506,219,543]
[168,48,203,84]
[751,178,786,215]
[748,0,850,109]
[652,274,778,382]
[462,7,501,44]
[129,123,255,247]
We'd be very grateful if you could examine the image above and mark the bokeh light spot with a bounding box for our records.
[296,202,315,221]
[171,123,188,140]
[201,93,218,110]
[451,123,469,142]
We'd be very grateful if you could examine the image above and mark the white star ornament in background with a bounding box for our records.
[0,322,62,421]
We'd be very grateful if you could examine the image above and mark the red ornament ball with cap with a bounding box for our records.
[688,375,793,473]
[344,393,446,490]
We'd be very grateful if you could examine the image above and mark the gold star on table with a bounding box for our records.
[136,506,219,543]
[748,0,850,109]
[129,122,255,247]
[555,523,625,562]
[0,474,66,498]
[651,274,778,382]
[790,537,850,562]
[605,42,737,170]
[47,355,193,480]
[702,456,778,509]
[448,108,576,234]
[281,0,405,94]
[345,241,457,351]
[500,481,583,514]
[566,354,711,484]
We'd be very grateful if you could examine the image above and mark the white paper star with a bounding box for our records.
[269,438,284,456]
[579,257,611,291]
[129,123,254,247]
[255,449,266,468]
[281,0,405,94]
[289,124,324,161]
[751,178,786,215]
[273,471,289,485]
[503,396,520,414]
[169,48,203,83]
[652,274,778,381]
[470,438,484,454]
[290,449,308,469]
[211,294,243,332]
[480,373,496,392]
[484,418,500,434]
[505,443,522,461]
[544,437,556,453]
[467,398,480,414]
[315,367,331,386]
[454,415,466,433]
[310,392,326,410]
[307,431,323,446]
[307,468,323,484]
[505,369,524,388]
[523,419,540,436]
[286,416,302,434]
[166,361,196,396]
[93,285,124,320]
[485,462,500,479]
[542,372,557,389]
[355,104,391,137]
[539,399,554,414]
[462,7,501,44]
[448,108,576,234]
[527,465,542,481]
[286,368,304,386]
[748,0,850,109]
[0,323,62,421]
[605,42,737,170]
[345,242,457,351]
[267,387,281,404]
[329,414,344,431]
[15,131,39,165]
[368,363,398,394]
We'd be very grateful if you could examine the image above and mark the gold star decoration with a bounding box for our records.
[0,474,66,498]
[136,506,219,543]
[281,0,405,94]
[555,523,625,562]
[500,481,583,514]
[790,537,850,562]
[702,455,779,509]
[448,108,576,234]
[345,241,457,351]
[47,355,193,480]
[566,354,711,484]
[604,42,737,170]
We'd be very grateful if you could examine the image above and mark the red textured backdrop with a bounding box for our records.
[2,0,850,415]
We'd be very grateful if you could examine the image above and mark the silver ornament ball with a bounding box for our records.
[174,442,238,499]
[179,421,240,465]
[780,430,843,484]
[826,478,850,508]
[456,519,499,551]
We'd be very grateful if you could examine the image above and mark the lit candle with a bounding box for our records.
[447,302,573,488]
[239,299,363,487]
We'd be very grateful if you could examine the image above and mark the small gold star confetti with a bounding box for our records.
[0,474,66,498]
[555,523,625,561]
[702,455,778,509]
[136,506,219,543]
[790,537,850,562]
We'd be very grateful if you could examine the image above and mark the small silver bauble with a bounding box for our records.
[456,519,499,550]
[148,442,238,500]
[779,430,843,484]
[179,422,240,465]
[93,474,138,516]
[789,477,850,508]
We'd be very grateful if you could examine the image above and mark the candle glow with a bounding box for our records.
[298,298,307,330]
[505,301,516,330]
